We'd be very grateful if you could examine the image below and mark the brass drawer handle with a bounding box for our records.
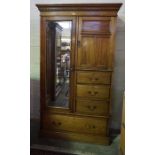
[100,66,108,70]
[87,91,98,96]
[87,105,97,111]
[89,77,99,81]
[85,124,96,129]
[51,121,62,126]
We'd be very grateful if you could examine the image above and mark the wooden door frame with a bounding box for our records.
[40,16,77,115]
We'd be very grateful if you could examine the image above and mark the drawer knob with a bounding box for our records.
[88,91,92,94]
[87,105,97,111]
[51,121,62,126]
[90,77,99,81]
[95,78,98,81]
[85,124,96,129]
[94,91,98,95]
[58,122,62,126]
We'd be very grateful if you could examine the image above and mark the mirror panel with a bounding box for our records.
[46,21,72,108]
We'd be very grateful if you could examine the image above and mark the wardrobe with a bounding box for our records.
[36,3,122,144]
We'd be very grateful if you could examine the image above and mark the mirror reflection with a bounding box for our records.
[46,21,71,108]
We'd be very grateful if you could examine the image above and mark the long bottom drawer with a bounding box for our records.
[42,114,108,135]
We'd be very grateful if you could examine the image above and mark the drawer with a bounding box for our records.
[77,85,110,99]
[43,114,108,135]
[77,71,111,84]
[76,99,109,115]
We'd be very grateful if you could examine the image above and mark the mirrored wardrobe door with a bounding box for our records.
[45,18,76,110]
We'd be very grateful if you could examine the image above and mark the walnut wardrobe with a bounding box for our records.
[36,3,122,144]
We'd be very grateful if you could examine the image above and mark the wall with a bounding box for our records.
[30,0,125,130]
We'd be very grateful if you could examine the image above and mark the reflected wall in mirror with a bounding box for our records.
[46,21,72,108]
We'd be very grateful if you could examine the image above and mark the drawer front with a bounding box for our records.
[76,99,109,115]
[77,71,111,84]
[77,85,110,99]
[43,114,108,135]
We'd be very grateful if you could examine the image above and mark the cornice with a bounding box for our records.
[36,3,122,13]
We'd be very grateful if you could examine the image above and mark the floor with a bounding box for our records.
[31,119,120,155]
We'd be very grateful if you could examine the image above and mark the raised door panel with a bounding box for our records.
[95,37,109,69]
[77,17,111,70]
[77,36,95,68]
[80,17,111,35]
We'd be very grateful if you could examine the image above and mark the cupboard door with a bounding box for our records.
[42,16,77,111]
[77,17,112,70]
